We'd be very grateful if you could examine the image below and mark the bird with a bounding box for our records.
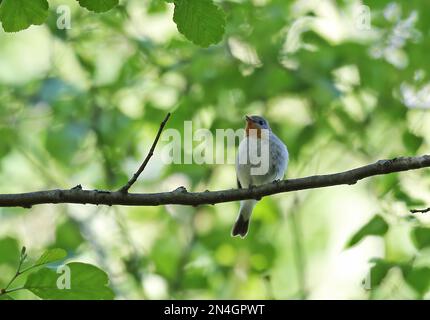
[232,115,289,238]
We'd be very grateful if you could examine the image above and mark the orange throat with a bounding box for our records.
[245,122,261,138]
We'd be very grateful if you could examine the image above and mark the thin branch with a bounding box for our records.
[0,155,429,208]
[118,113,171,193]
[410,207,430,214]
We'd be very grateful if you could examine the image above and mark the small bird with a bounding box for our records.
[232,115,289,238]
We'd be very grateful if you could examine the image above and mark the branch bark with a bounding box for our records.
[0,155,429,208]
[118,112,171,193]
[411,207,430,214]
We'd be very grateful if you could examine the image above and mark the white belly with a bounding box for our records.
[236,134,288,188]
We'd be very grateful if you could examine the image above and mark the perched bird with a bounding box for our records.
[232,115,289,238]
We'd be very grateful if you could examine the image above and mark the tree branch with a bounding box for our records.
[118,112,171,193]
[0,155,429,208]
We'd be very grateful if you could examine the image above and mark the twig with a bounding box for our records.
[1,247,27,296]
[410,207,430,214]
[118,113,171,193]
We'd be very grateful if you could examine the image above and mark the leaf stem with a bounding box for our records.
[0,247,46,296]
[18,264,43,276]
[4,287,25,294]
[1,247,27,295]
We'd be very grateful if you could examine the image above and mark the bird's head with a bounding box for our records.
[245,115,270,137]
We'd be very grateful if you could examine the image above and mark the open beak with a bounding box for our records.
[245,115,252,123]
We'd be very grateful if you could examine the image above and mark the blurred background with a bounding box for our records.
[1,0,430,299]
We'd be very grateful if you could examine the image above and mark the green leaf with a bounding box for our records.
[368,259,394,287]
[404,267,430,296]
[24,263,114,300]
[411,227,430,250]
[346,215,389,248]
[0,0,49,32]
[0,127,15,158]
[173,0,226,47]
[0,294,14,300]
[402,131,423,154]
[393,186,425,207]
[77,0,119,13]
[35,248,67,266]
[45,123,89,164]
[54,219,84,252]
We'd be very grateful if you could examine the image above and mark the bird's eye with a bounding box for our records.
[259,120,264,125]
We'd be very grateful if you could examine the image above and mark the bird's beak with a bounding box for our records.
[245,115,252,123]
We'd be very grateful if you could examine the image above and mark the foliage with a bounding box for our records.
[411,227,430,250]
[0,0,49,32]
[0,247,114,300]
[0,0,226,47]
[77,0,119,13]
[25,262,114,300]
[0,0,430,300]
[347,215,389,248]
[173,0,225,47]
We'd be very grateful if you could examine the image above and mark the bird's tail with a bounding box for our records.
[231,200,257,238]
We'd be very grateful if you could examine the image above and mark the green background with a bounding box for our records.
[1,0,430,299]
